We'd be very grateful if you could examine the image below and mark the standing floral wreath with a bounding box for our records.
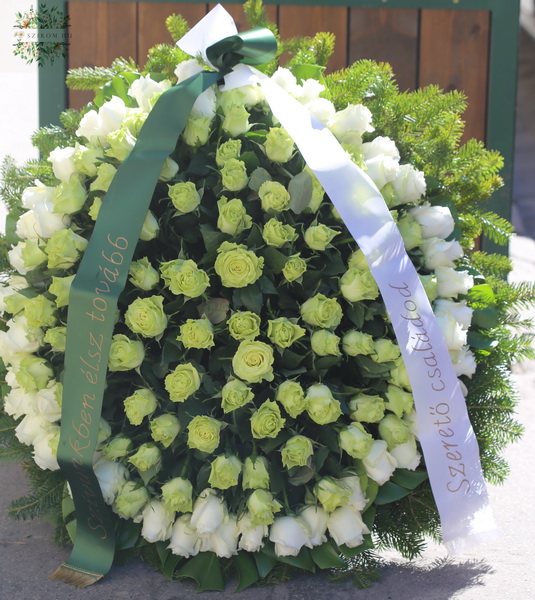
[1,0,532,591]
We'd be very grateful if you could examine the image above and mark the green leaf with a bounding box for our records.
[255,549,277,578]
[61,495,75,520]
[241,283,263,314]
[391,469,428,490]
[471,307,499,330]
[375,481,411,505]
[200,226,227,254]
[176,552,225,592]
[162,553,182,581]
[240,150,260,171]
[339,534,374,558]
[288,464,316,486]
[467,331,499,350]
[233,552,259,592]
[262,247,288,274]
[261,542,316,572]
[4,206,23,245]
[310,542,346,569]
[115,519,141,551]
[65,519,77,543]
[111,75,130,104]
[288,170,313,214]
[468,283,496,306]
[248,167,271,192]
[291,63,326,84]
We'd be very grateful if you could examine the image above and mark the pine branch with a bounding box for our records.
[165,13,190,43]
[66,65,117,90]
[9,468,66,521]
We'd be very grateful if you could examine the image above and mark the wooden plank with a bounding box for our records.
[278,5,348,73]
[138,3,209,67]
[67,1,137,110]
[208,3,278,32]
[349,8,419,91]
[419,9,490,142]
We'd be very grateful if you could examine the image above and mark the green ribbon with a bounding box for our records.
[53,28,276,585]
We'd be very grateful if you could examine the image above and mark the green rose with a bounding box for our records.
[128,442,162,472]
[233,340,274,384]
[177,317,214,349]
[242,456,270,490]
[262,218,297,247]
[215,241,264,288]
[183,115,212,146]
[349,393,385,423]
[18,240,46,271]
[114,481,150,519]
[419,273,438,302]
[389,357,411,390]
[372,339,401,363]
[139,211,159,241]
[161,477,193,513]
[304,223,339,251]
[108,334,145,371]
[281,435,313,469]
[300,293,342,329]
[23,295,57,329]
[150,414,180,448]
[264,127,295,163]
[267,317,306,349]
[250,400,285,439]
[217,196,252,235]
[275,381,306,418]
[208,455,242,490]
[397,213,424,251]
[221,378,254,413]
[378,414,411,449]
[305,383,342,425]
[73,144,103,177]
[129,257,160,291]
[187,415,222,453]
[160,259,209,298]
[310,329,341,356]
[282,254,307,283]
[52,176,87,214]
[123,109,148,136]
[216,139,242,168]
[15,356,53,392]
[339,422,374,458]
[125,295,168,338]
[101,435,133,461]
[314,477,351,513]
[106,126,136,161]
[88,197,102,221]
[165,363,201,403]
[222,105,250,137]
[168,181,201,215]
[227,311,261,340]
[124,388,158,426]
[45,229,88,270]
[304,167,325,212]
[347,249,369,270]
[342,330,375,356]
[220,159,249,192]
[258,180,290,212]
[384,384,414,418]
[247,489,282,526]
[340,267,379,302]
[44,326,67,352]
[90,162,117,192]
[49,275,74,307]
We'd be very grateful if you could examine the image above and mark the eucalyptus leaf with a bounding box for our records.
[248,166,271,191]
[198,297,230,324]
[288,170,313,214]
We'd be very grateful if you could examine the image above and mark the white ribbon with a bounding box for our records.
[179,4,499,552]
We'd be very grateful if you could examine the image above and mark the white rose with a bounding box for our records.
[361,136,400,161]
[340,476,367,511]
[403,410,419,438]
[237,513,267,553]
[453,346,477,378]
[294,78,325,103]
[35,382,62,422]
[33,197,71,238]
[436,312,467,358]
[329,104,374,145]
[15,211,40,241]
[271,67,299,95]
[168,514,201,557]
[99,96,128,140]
[4,315,44,356]
[365,155,400,190]
[435,267,473,299]
[76,109,106,146]
[159,157,179,182]
[390,438,421,470]
[15,413,51,445]
[8,243,29,275]
[21,180,55,209]
[421,237,464,270]
[299,505,328,547]
[48,146,77,182]
[32,426,60,471]
[391,164,426,203]
[94,458,129,504]
[304,98,336,125]
[434,298,473,330]
[175,59,216,119]
[141,499,175,543]
[3,387,39,420]
[362,440,397,485]
[410,202,455,239]
[327,504,369,548]
[269,516,311,557]
[128,74,171,112]
[210,514,239,558]
[458,380,469,397]
[190,488,226,535]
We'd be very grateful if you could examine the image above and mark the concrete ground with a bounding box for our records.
[2,5,535,599]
